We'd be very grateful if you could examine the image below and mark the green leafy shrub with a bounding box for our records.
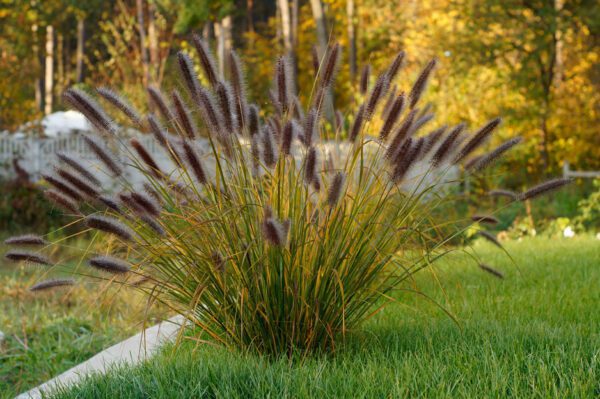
[0,177,66,234]
[573,179,600,231]
[3,41,569,357]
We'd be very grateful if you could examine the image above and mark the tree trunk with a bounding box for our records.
[346,0,357,80]
[76,17,85,83]
[214,20,225,78]
[136,0,150,87]
[309,0,334,121]
[278,0,296,92]
[148,1,159,83]
[44,25,54,115]
[309,0,328,57]
[57,32,64,95]
[247,0,255,34]
[553,0,564,89]
[32,24,42,112]
[223,15,233,72]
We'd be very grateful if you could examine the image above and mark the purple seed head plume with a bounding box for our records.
[431,123,465,167]
[119,192,146,214]
[42,174,84,202]
[359,64,371,95]
[311,45,320,76]
[5,250,53,266]
[140,214,165,236]
[381,85,398,121]
[147,114,169,148]
[519,178,573,201]
[349,104,365,142]
[292,96,305,122]
[269,89,283,117]
[389,137,412,173]
[471,214,499,225]
[454,117,502,164]
[215,81,237,134]
[147,86,175,123]
[267,117,282,142]
[488,189,517,200]
[281,120,294,156]
[83,135,123,176]
[476,231,503,249]
[96,87,142,126]
[312,175,322,192]
[262,217,288,247]
[275,56,293,112]
[365,74,390,120]
[56,152,101,186]
[30,278,75,292]
[63,88,115,134]
[479,263,504,279]
[44,190,80,215]
[386,50,405,82]
[464,155,482,170]
[89,256,130,274]
[197,85,225,136]
[304,147,318,185]
[177,51,201,99]
[86,215,134,241]
[312,86,326,111]
[379,93,405,140]
[5,234,48,246]
[131,192,161,217]
[192,33,219,88]
[417,103,433,119]
[55,168,99,199]
[182,140,208,184]
[327,172,346,207]
[143,184,162,203]
[130,138,163,179]
[228,49,248,127]
[171,90,197,139]
[99,195,122,213]
[392,137,423,182]
[421,126,448,156]
[302,108,319,147]
[320,43,341,90]
[409,58,437,109]
[410,113,435,136]
[385,109,417,160]
[261,126,279,168]
[467,137,522,171]
[248,104,260,137]
[250,134,261,174]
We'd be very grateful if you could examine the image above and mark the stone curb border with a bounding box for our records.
[15,315,184,399]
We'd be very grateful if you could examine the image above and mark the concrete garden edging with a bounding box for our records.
[15,315,184,399]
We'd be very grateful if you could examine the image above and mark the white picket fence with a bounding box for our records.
[0,130,457,194]
[0,130,166,181]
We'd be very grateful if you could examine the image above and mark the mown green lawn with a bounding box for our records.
[49,236,599,398]
[0,249,164,399]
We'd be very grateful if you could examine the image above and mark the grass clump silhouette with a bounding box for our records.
[4,39,570,357]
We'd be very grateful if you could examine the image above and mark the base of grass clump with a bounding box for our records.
[52,236,599,398]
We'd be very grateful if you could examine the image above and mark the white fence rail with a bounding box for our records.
[563,161,600,179]
[0,131,457,194]
[0,131,167,182]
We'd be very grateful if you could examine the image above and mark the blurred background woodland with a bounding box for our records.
[0,0,598,201]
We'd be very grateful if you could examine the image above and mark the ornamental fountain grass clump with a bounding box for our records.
[4,37,571,357]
